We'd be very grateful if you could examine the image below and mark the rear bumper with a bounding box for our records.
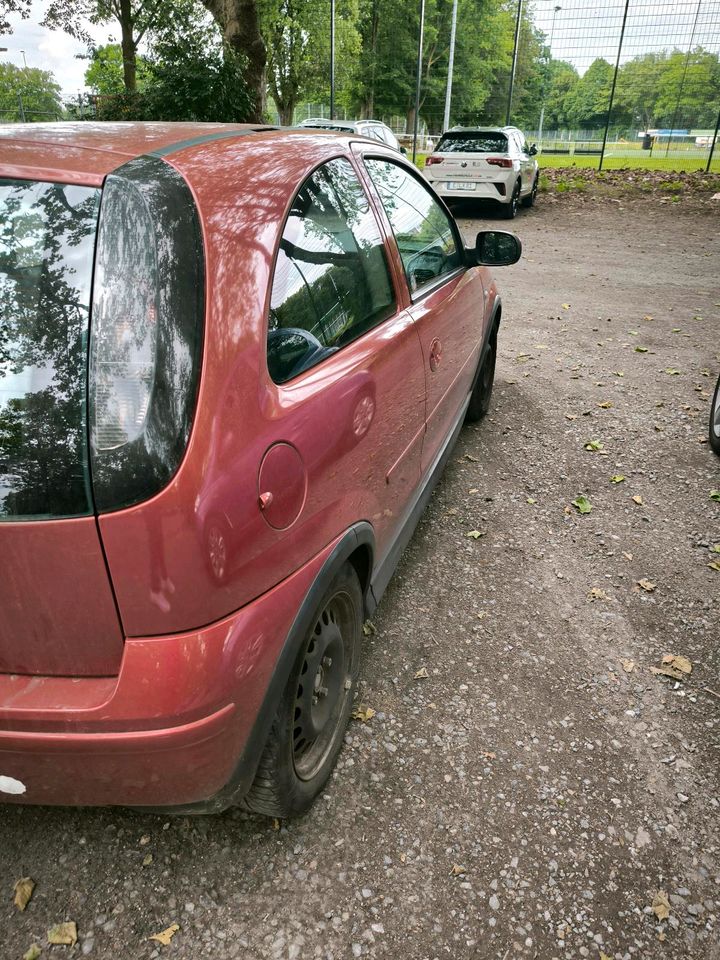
[426,176,509,202]
[0,539,337,808]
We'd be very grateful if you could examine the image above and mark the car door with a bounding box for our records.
[257,156,427,569]
[515,133,534,193]
[360,156,487,474]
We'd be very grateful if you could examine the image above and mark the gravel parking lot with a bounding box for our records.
[3,192,719,960]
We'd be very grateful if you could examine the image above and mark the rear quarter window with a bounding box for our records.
[436,132,508,153]
[0,179,100,520]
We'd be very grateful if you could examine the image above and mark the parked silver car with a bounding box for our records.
[297,118,404,153]
[423,126,539,218]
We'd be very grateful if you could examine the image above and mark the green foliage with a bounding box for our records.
[94,2,254,122]
[84,44,151,96]
[0,62,63,121]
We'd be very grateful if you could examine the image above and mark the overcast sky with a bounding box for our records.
[1,1,119,97]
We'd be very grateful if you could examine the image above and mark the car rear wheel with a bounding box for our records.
[245,563,362,817]
[502,181,520,219]
[466,333,497,422]
[521,175,538,208]
[710,373,720,456]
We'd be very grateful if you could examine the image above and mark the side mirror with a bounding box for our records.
[529,144,538,156]
[469,230,522,267]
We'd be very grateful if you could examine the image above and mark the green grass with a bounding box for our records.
[538,153,720,173]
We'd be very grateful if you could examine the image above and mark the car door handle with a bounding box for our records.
[429,338,442,372]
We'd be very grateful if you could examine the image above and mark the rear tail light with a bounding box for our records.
[487,157,513,168]
[425,156,444,166]
[89,156,205,512]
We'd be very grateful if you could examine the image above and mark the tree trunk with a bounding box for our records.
[119,0,137,93]
[201,0,267,121]
[405,106,415,135]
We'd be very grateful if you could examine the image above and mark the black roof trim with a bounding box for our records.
[148,126,279,158]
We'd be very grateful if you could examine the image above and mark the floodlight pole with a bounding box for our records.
[706,107,720,173]
[442,0,458,133]
[330,0,336,120]
[599,0,630,172]
[506,0,523,125]
[412,0,426,164]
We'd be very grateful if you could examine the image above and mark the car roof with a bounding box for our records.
[0,122,285,186]
[444,126,517,134]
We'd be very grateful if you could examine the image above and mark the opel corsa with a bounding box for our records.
[0,123,520,815]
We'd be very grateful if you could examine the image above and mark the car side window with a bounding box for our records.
[364,158,462,294]
[267,158,396,384]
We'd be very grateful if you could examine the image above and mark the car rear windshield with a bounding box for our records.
[0,179,100,520]
[435,132,508,153]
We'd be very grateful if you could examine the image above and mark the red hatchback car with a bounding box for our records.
[0,123,519,816]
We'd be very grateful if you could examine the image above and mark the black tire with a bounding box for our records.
[521,175,538,208]
[710,372,720,456]
[466,334,497,422]
[245,563,363,818]
[502,181,520,219]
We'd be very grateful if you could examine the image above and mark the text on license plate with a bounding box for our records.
[446,181,476,191]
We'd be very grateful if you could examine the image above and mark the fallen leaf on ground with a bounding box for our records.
[589,587,610,601]
[272,818,281,831]
[662,654,692,674]
[480,750,496,760]
[622,551,633,560]
[709,561,720,572]
[526,497,537,504]
[711,544,720,553]
[362,620,376,637]
[565,413,577,420]
[600,953,613,960]
[652,891,671,921]
[637,578,656,592]
[710,490,720,502]
[414,667,429,680]
[642,315,653,321]
[14,877,35,911]
[464,454,479,462]
[352,705,376,723]
[149,924,180,946]
[450,864,466,876]
[621,659,636,673]
[572,495,592,515]
[635,346,649,353]
[584,439,604,451]
[632,495,644,505]
[664,368,681,375]
[650,665,686,681]
[598,401,613,408]
[23,946,41,960]
[610,474,625,483]
[613,370,624,377]
[47,923,77,947]
[466,529,485,539]
[143,854,153,866]
[561,303,570,309]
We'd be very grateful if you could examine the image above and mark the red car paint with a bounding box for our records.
[0,123,502,808]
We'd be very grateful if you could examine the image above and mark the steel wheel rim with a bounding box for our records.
[292,590,356,781]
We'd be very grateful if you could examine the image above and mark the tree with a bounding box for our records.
[84,43,151,96]
[562,57,614,129]
[0,0,30,34]
[43,1,174,92]
[0,62,63,121]
[540,60,579,130]
[198,0,267,120]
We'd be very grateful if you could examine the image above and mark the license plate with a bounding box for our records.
[446,181,476,191]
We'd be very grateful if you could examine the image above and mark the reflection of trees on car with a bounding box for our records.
[0,181,99,518]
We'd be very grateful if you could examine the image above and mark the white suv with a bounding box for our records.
[298,118,404,153]
[423,126,538,218]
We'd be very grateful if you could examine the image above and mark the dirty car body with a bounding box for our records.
[0,123,518,814]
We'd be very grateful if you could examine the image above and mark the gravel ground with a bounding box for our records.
[3,194,720,960]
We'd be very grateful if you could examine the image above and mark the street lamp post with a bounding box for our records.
[20,49,27,68]
[537,5,560,150]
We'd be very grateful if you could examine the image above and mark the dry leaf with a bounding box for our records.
[561,303,570,309]
[47,923,78,947]
[23,946,41,960]
[149,924,180,946]
[637,578,656,592]
[14,877,35,912]
[709,560,720,572]
[351,705,376,723]
[662,654,692,674]
[598,401,613,408]
[589,587,610,601]
[650,665,686,681]
[652,890,670,921]
[362,620,376,637]
[466,529,485,539]
[632,495,644,505]
[621,659,636,673]
[565,413,577,421]
[143,854,153,867]
[480,750,496,760]
[272,818,281,831]
[414,667,429,680]
[622,551,633,560]
[450,864,466,876]
[464,454,479,462]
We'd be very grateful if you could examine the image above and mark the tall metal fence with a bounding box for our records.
[518,0,720,170]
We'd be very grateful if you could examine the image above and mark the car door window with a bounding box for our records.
[364,158,462,294]
[268,158,395,384]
